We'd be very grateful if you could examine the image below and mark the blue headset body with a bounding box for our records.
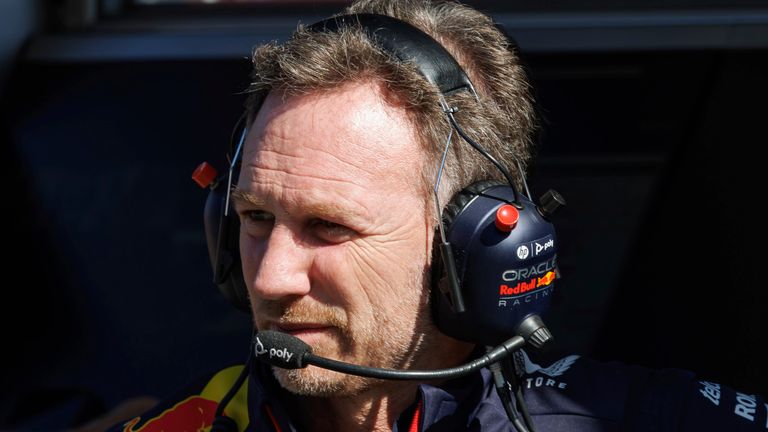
[202,14,562,346]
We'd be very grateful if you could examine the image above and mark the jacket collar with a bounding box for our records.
[247,361,493,431]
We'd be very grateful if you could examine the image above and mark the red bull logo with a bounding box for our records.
[537,270,555,287]
[499,270,555,297]
[122,396,219,432]
[119,365,248,432]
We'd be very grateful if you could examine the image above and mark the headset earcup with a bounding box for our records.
[432,182,558,345]
[432,180,506,288]
[440,180,506,229]
[431,180,505,331]
[204,180,251,313]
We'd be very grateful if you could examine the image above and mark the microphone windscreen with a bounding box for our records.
[254,330,312,369]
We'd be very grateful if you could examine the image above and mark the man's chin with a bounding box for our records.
[272,365,371,397]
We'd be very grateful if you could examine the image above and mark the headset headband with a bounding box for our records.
[307,14,477,97]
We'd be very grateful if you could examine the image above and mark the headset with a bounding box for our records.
[196,13,565,349]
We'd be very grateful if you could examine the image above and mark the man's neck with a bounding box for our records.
[301,380,421,432]
[295,340,475,432]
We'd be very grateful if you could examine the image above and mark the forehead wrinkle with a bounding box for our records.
[241,83,428,222]
[244,118,386,187]
[248,144,420,203]
[249,131,398,186]
[244,161,370,189]
[250,85,421,180]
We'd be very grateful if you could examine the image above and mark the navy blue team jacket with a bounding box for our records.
[108,351,767,431]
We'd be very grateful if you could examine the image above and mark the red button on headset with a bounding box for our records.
[495,204,519,232]
[192,161,218,189]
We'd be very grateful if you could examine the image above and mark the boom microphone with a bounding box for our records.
[253,330,526,380]
[254,328,312,369]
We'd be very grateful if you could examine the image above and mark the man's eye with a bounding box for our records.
[243,210,274,222]
[312,219,356,243]
[239,210,274,237]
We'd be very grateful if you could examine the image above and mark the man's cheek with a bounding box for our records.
[345,241,408,290]
[239,236,266,287]
[239,235,256,283]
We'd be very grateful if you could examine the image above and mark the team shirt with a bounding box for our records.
[109,351,767,431]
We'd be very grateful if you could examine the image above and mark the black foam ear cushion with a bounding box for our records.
[431,180,507,311]
[440,180,507,231]
[217,211,251,314]
[204,179,251,313]
[225,264,250,313]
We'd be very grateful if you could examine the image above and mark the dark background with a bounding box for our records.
[1,0,766,429]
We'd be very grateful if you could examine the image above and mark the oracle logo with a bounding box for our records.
[502,256,556,282]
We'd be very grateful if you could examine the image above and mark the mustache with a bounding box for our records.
[254,299,348,330]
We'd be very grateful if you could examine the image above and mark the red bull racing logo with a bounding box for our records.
[499,270,556,297]
[497,261,556,308]
[122,396,218,432]
[121,365,248,432]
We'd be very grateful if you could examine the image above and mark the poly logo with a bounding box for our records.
[515,235,555,261]
[534,238,555,255]
[254,337,267,356]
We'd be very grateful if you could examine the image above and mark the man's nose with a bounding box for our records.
[249,224,312,300]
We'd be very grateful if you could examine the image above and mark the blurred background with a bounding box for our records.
[1,0,767,429]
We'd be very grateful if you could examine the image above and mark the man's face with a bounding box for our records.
[234,81,460,396]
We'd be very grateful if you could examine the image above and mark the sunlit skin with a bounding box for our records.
[233,81,473,431]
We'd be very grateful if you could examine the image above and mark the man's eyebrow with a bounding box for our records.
[231,187,369,223]
[231,188,266,207]
[303,201,361,221]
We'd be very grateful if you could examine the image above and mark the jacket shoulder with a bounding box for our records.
[519,351,767,431]
[106,364,249,432]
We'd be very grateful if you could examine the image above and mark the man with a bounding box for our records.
[107,0,766,431]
